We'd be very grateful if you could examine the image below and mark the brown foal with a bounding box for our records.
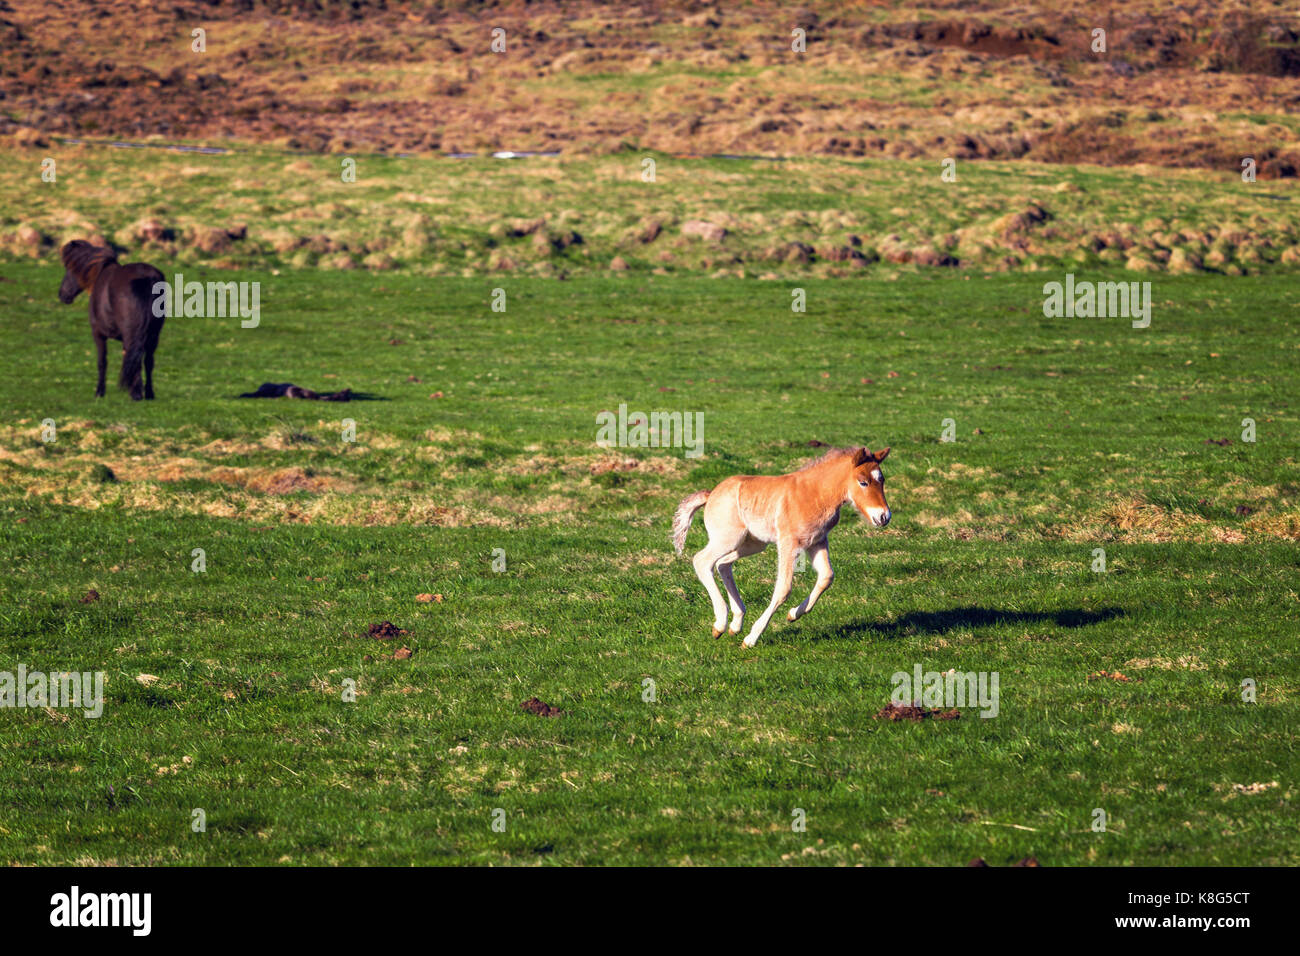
[673,446,892,647]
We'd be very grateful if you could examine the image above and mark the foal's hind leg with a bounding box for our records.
[93,333,107,398]
[718,536,766,634]
[692,542,732,638]
[717,563,744,635]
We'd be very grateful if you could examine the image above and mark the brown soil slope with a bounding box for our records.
[1,1,1298,173]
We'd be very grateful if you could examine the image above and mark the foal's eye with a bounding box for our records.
[857,480,868,487]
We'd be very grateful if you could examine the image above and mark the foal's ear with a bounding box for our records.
[874,447,891,462]
[852,446,872,465]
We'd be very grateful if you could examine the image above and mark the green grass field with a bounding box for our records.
[0,265,1296,865]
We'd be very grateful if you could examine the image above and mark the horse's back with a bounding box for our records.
[119,261,163,277]
[91,262,165,338]
[706,473,788,542]
[120,263,165,302]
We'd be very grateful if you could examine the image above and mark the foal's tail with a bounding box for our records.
[672,490,709,556]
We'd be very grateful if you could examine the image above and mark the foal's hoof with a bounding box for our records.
[711,627,723,639]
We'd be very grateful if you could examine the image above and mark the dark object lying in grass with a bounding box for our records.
[239,382,353,401]
[521,697,563,717]
[366,621,408,640]
[968,856,1040,867]
[874,702,960,721]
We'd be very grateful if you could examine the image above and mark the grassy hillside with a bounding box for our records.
[3,146,1298,278]
[4,1,1299,170]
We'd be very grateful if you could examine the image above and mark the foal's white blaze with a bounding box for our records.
[868,468,888,525]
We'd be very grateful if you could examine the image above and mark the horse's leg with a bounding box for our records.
[93,333,107,398]
[718,536,766,634]
[692,540,732,638]
[788,537,833,621]
[143,317,162,400]
[717,563,744,635]
[742,537,796,647]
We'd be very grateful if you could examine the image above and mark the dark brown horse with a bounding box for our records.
[58,240,166,400]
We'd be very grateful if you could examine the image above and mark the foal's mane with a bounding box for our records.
[61,240,118,282]
[797,447,860,471]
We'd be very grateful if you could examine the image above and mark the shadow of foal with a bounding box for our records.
[809,605,1125,642]
[57,240,165,401]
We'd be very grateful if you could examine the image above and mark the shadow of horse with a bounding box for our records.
[802,605,1124,642]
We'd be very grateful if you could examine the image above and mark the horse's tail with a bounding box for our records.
[672,490,710,556]
[119,269,163,396]
[119,334,146,394]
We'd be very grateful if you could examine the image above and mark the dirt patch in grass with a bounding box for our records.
[5,464,493,528]
[478,492,581,517]
[1124,656,1208,672]
[505,449,685,479]
[1099,500,1199,535]
[366,621,408,640]
[611,550,672,571]
[588,454,684,476]
[1244,511,1300,540]
[206,466,351,495]
[874,702,960,721]
[521,697,563,718]
[1062,495,1300,543]
[1088,670,1139,683]
[0,422,586,528]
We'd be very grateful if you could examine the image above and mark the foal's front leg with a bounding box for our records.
[788,537,833,622]
[742,538,796,648]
